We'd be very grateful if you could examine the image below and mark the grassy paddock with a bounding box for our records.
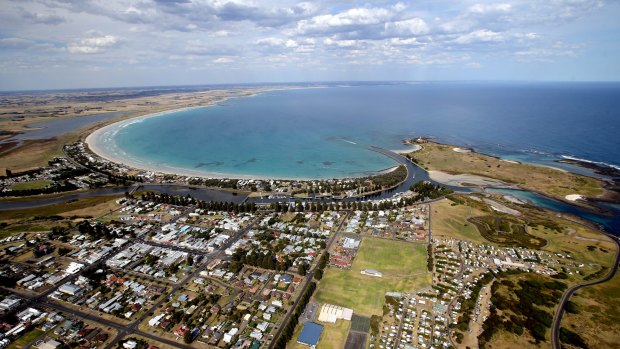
[7,328,45,349]
[431,199,490,244]
[410,142,604,201]
[8,179,53,191]
[562,271,620,348]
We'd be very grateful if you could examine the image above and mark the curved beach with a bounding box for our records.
[85,107,400,181]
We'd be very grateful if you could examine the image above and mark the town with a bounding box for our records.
[1,185,610,349]
[1,142,408,202]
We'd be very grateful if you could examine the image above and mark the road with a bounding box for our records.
[550,233,620,349]
[3,201,258,349]
[393,293,412,349]
[267,211,350,349]
[103,217,259,349]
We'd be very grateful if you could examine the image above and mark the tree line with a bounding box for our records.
[140,191,257,213]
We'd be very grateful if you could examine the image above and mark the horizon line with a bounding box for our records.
[2,79,619,93]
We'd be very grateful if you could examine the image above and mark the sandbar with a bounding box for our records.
[428,170,511,188]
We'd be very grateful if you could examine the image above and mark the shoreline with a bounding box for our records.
[84,90,401,181]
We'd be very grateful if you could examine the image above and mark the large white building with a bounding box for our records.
[317,303,353,324]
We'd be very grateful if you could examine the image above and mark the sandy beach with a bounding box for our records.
[428,170,511,187]
[565,194,585,202]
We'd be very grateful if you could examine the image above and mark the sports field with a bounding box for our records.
[315,237,430,316]
[8,179,53,191]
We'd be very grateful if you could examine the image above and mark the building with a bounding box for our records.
[342,237,360,249]
[58,283,82,296]
[361,269,383,277]
[297,322,324,348]
[39,340,61,349]
[0,295,21,313]
[317,304,353,323]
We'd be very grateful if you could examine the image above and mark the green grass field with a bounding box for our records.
[315,237,430,317]
[431,199,490,244]
[8,179,53,191]
[410,142,604,201]
[8,328,45,349]
[0,195,123,238]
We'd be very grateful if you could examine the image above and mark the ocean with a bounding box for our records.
[108,81,620,180]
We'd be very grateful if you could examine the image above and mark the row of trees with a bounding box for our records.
[272,281,317,349]
[140,192,257,213]
[314,252,330,280]
[228,249,292,273]
[270,192,445,214]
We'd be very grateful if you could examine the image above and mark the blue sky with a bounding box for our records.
[1,0,619,90]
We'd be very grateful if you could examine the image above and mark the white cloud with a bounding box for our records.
[454,29,504,44]
[68,35,119,54]
[256,38,304,49]
[296,7,393,35]
[384,18,429,36]
[468,3,512,14]
[257,37,286,47]
[388,38,421,46]
[323,38,365,49]
[213,57,233,64]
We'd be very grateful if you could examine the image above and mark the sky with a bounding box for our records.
[1,0,619,90]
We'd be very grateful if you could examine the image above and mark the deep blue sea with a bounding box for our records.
[110,82,620,179]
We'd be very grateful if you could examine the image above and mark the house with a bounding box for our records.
[123,340,138,349]
[58,283,83,296]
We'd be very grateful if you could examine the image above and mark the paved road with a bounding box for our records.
[550,233,620,349]
[3,201,258,349]
[103,217,258,349]
[267,211,350,349]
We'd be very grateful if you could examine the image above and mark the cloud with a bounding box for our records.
[99,0,318,29]
[0,37,35,49]
[296,7,394,36]
[468,3,512,14]
[181,39,237,56]
[256,38,299,48]
[20,9,66,25]
[323,38,366,49]
[68,35,118,54]
[388,37,421,47]
[0,0,614,87]
[213,57,233,64]
[454,29,504,44]
[383,18,429,36]
[516,41,583,62]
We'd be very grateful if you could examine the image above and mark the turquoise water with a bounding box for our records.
[108,82,620,179]
[489,189,620,234]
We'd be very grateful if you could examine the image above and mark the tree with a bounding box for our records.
[297,263,308,276]
[183,329,192,343]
